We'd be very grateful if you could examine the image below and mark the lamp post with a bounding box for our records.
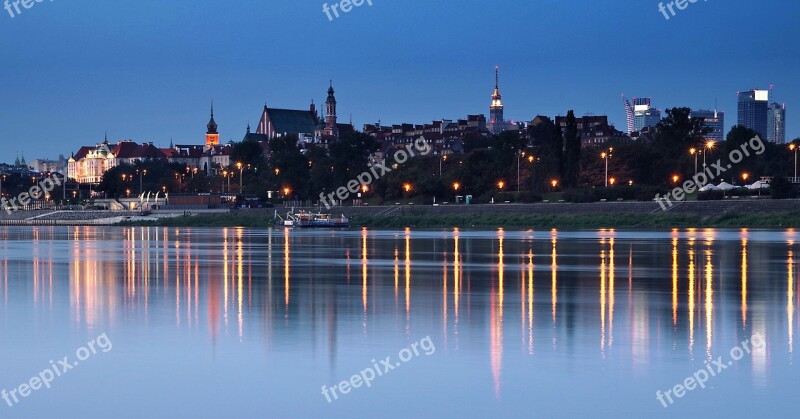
[703,140,716,169]
[222,170,227,193]
[690,147,698,176]
[601,148,613,188]
[439,155,447,176]
[790,143,798,182]
[516,151,525,193]
[136,169,147,195]
[237,162,244,193]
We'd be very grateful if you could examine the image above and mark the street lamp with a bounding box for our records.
[403,183,412,193]
[516,151,528,193]
[742,173,750,184]
[136,169,147,195]
[453,182,460,192]
[689,147,698,176]
[703,140,716,168]
[790,143,798,182]
[237,162,244,193]
[601,148,613,188]
[672,175,680,185]
[497,181,505,190]
[609,177,616,186]
[439,155,447,176]
[283,186,291,197]
[551,179,558,191]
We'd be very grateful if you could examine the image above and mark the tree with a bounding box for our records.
[563,110,581,187]
[655,107,712,157]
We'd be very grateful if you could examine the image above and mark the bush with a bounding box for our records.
[771,177,796,200]
[479,191,542,203]
[563,186,664,203]
[698,190,725,201]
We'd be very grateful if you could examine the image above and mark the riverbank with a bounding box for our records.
[4,200,800,229]
[122,210,800,229]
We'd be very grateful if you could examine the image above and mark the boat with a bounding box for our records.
[274,210,349,228]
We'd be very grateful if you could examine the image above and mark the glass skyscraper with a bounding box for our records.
[692,109,725,142]
[768,102,787,144]
[632,98,661,132]
[737,89,770,139]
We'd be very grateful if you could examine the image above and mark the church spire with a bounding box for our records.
[207,101,218,135]
[205,101,220,147]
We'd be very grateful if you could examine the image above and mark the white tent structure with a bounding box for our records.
[746,181,770,190]
[716,182,736,191]
[699,184,718,192]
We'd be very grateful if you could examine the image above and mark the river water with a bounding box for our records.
[0,227,796,418]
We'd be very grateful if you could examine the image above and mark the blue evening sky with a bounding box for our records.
[0,0,797,163]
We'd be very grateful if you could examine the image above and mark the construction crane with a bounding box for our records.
[622,94,634,134]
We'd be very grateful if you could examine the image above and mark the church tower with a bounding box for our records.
[490,66,504,126]
[324,81,339,138]
[205,102,220,147]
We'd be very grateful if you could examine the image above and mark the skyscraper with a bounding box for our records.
[692,109,725,142]
[632,98,661,132]
[487,66,513,135]
[767,102,787,144]
[737,89,770,139]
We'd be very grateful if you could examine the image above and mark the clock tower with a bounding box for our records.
[205,102,220,147]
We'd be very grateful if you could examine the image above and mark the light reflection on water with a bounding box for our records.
[0,226,797,418]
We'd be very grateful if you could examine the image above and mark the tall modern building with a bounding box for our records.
[622,95,660,134]
[633,98,661,132]
[487,67,514,134]
[768,102,787,144]
[692,109,725,142]
[737,89,770,139]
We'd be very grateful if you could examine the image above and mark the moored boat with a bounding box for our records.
[274,210,349,228]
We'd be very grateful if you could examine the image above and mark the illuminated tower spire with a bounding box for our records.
[205,101,220,147]
[490,66,504,127]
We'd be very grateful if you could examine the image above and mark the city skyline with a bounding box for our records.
[1,0,798,162]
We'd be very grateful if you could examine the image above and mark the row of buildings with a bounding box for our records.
[56,72,792,185]
[622,87,787,143]
[66,83,356,184]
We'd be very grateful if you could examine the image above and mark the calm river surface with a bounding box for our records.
[0,227,796,418]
